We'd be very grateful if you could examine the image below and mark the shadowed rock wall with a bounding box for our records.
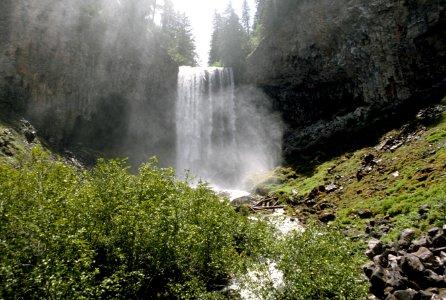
[0,0,178,166]
[247,0,446,161]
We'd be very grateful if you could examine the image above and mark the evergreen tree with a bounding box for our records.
[160,1,197,66]
[241,0,251,35]
[208,4,247,80]
[208,12,223,66]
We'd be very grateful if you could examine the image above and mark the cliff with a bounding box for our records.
[0,0,178,166]
[247,0,446,161]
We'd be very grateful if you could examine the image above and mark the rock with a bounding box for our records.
[318,212,336,223]
[432,235,446,248]
[370,266,387,298]
[366,239,384,259]
[231,196,254,207]
[324,183,338,193]
[0,1,179,166]
[392,171,400,177]
[417,290,435,300]
[418,204,431,216]
[401,254,425,278]
[428,228,442,238]
[23,129,36,143]
[413,247,434,263]
[386,269,409,290]
[412,237,430,249]
[438,288,446,299]
[359,209,374,219]
[363,153,375,165]
[364,261,376,278]
[419,269,445,289]
[388,289,418,300]
[398,229,416,249]
[374,253,389,267]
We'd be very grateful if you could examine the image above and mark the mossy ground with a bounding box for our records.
[0,117,40,165]
[257,97,446,241]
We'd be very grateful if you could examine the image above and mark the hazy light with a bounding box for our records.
[169,0,256,66]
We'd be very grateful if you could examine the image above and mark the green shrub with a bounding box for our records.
[0,148,267,299]
[238,223,369,300]
[277,223,369,300]
[0,148,371,299]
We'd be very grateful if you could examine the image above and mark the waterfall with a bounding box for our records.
[176,66,282,189]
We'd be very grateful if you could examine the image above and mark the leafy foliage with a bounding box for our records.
[0,148,263,298]
[238,223,369,300]
[0,148,370,299]
[277,224,369,299]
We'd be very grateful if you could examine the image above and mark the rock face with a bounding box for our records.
[0,0,178,166]
[247,0,446,161]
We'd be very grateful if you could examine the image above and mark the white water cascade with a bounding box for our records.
[176,66,282,189]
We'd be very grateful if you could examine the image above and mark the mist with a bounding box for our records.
[0,0,284,190]
[2,0,178,166]
[176,67,283,190]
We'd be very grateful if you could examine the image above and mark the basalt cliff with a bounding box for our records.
[247,0,446,162]
[0,0,178,165]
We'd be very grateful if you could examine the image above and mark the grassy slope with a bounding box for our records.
[0,116,40,165]
[260,97,446,240]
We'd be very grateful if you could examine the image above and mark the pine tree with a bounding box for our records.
[160,2,197,66]
[241,0,251,35]
[208,4,247,80]
[208,12,223,66]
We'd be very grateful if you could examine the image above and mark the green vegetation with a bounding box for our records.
[0,149,256,298]
[278,224,368,299]
[209,4,252,79]
[257,98,446,241]
[160,0,198,66]
[239,223,369,300]
[0,146,368,299]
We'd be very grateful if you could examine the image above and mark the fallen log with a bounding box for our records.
[253,198,275,207]
[252,205,286,211]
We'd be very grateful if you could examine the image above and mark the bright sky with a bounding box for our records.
[169,0,256,66]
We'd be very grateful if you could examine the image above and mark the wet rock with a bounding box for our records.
[231,196,254,207]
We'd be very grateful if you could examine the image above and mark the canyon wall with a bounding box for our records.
[0,0,178,166]
[248,0,446,161]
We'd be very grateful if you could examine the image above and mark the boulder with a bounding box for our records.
[400,254,425,279]
[366,239,384,259]
[387,289,418,300]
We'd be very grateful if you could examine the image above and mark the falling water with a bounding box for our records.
[176,66,282,189]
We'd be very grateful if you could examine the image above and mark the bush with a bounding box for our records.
[277,223,369,299]
[0,148,266,299]
[0,148,370,299]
